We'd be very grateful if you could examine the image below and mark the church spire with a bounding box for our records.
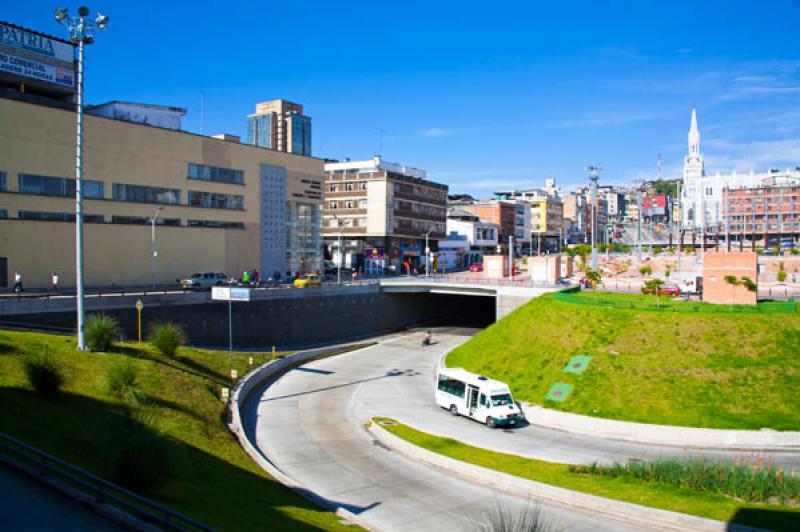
[688,106,700,157]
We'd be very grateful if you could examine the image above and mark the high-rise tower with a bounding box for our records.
[246,99,312,156]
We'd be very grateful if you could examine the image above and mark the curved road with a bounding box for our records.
[249,328,798,531]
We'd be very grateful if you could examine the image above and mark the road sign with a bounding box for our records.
[212,286,251,301]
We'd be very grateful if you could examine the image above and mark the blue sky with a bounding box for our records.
[8,1,800,196]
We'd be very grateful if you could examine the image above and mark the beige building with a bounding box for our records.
[0,96,323,288]
[246,99,312,156]
[322,157,447,273]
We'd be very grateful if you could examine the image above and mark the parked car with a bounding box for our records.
[643,283,681,296]
[469,263,483,273]
[180,272,228,290]
[293,274,321,288]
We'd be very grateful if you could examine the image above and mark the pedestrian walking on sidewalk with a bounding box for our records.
[12,271,23,293]
[51,271,59,292]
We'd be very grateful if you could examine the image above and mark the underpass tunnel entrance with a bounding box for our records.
[386,292,496,329]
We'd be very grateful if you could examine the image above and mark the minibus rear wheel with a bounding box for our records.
[449,405,458,416]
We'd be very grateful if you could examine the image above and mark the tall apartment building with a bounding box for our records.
[724,177,800,247]
[246,99,312,156]
[494,189,563,252]
[322,157,447,273]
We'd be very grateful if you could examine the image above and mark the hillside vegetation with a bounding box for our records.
[0,330,346,531]
[447,291,800,430]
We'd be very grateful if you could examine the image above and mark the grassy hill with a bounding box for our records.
[446,291,800,430]
[0,329,347,531]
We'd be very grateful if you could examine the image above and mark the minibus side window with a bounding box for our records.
[437,375,466,398]
[479,393,487,406]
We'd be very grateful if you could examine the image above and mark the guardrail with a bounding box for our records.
[381,274,566,289]
[0,431,212,531]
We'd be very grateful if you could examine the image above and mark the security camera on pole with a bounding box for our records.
[55,6,109,351]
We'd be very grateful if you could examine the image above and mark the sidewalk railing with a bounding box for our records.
[0,431,212,531]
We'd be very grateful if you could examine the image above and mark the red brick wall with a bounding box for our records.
[703,251,758,305]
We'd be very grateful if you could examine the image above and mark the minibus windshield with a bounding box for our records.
[491,393,513,406]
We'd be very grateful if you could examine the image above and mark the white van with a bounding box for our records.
[435,367,525,428]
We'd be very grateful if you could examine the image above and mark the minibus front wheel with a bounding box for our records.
[486,417,496,429]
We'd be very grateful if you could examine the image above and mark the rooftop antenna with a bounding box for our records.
[200,91,205,135]
[656,152,662,181]
[375,128,385,157]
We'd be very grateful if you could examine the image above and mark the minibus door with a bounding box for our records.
[467,385,479,417]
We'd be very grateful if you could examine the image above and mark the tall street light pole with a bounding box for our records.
[425,228,433,277]
[587,166,601,272]
[151,206,163,288]
[56,6,109,351]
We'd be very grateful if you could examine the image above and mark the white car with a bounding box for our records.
[180,272,227,290]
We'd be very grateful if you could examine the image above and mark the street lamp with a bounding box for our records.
[587,166,601,272]
[332,214,343,284]
[151,206,163,288]
[425,228,434,277]
[55,6,109,351]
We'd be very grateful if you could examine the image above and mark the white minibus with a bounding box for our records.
[435,367,524,428]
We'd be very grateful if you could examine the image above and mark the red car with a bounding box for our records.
[469,263,483,272]
[643,283,681,296]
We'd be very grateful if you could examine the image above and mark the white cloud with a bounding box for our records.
[420,127,451,138]
[703,138,800,173]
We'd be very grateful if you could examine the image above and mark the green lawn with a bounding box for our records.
[374,418,800,531]
[0,330,347,531]
[447,291,800,430]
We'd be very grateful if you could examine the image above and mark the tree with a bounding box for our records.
[777,270,787,283]
[585,269,601,288]
[740,276,757,292]
[723,275,739,308]
[664,265,672,279]
[639,264,652,277]
[642,278,665,308]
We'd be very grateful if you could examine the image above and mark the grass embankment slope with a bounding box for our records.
[447,291,800,430]
[0,330,346,531]
[374,418,800,531]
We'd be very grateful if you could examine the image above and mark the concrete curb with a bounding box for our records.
[227,341,377,531]
[367,421,762,532]
[438,354,800,451]
[523,405,800,451]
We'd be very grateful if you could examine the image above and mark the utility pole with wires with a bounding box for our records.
[634,179,644,262]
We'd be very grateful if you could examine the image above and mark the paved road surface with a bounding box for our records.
[0,465,121,531]
[250,329,642,531]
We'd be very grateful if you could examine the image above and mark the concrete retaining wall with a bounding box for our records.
[368,421,760,532]
[1,288,494,349]
[525,405,800,451]
[227,343,375,530]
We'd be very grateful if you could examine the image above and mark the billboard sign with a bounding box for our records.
[211,286,251,302]
[0,51,74,87]
[0,23,74,62]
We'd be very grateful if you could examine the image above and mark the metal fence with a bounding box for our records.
[0,432,212,531]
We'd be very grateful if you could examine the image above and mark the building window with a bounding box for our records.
[19,174,104,199]
[112,215,148,225]
[187,191,244,210]
[345,182,354,191]
[0,171,6,191]
[0,209,6,219]
[344,200,354,209]
[113,184,180,204]
[187,220,245,229]
[188,163,244,185]
[19,211,104,223]
[329,201,337,210]
[329,184,338,193]
[359,182,368,191]
[358,199,368,208]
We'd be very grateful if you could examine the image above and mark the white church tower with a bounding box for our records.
[681,107,705,228]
